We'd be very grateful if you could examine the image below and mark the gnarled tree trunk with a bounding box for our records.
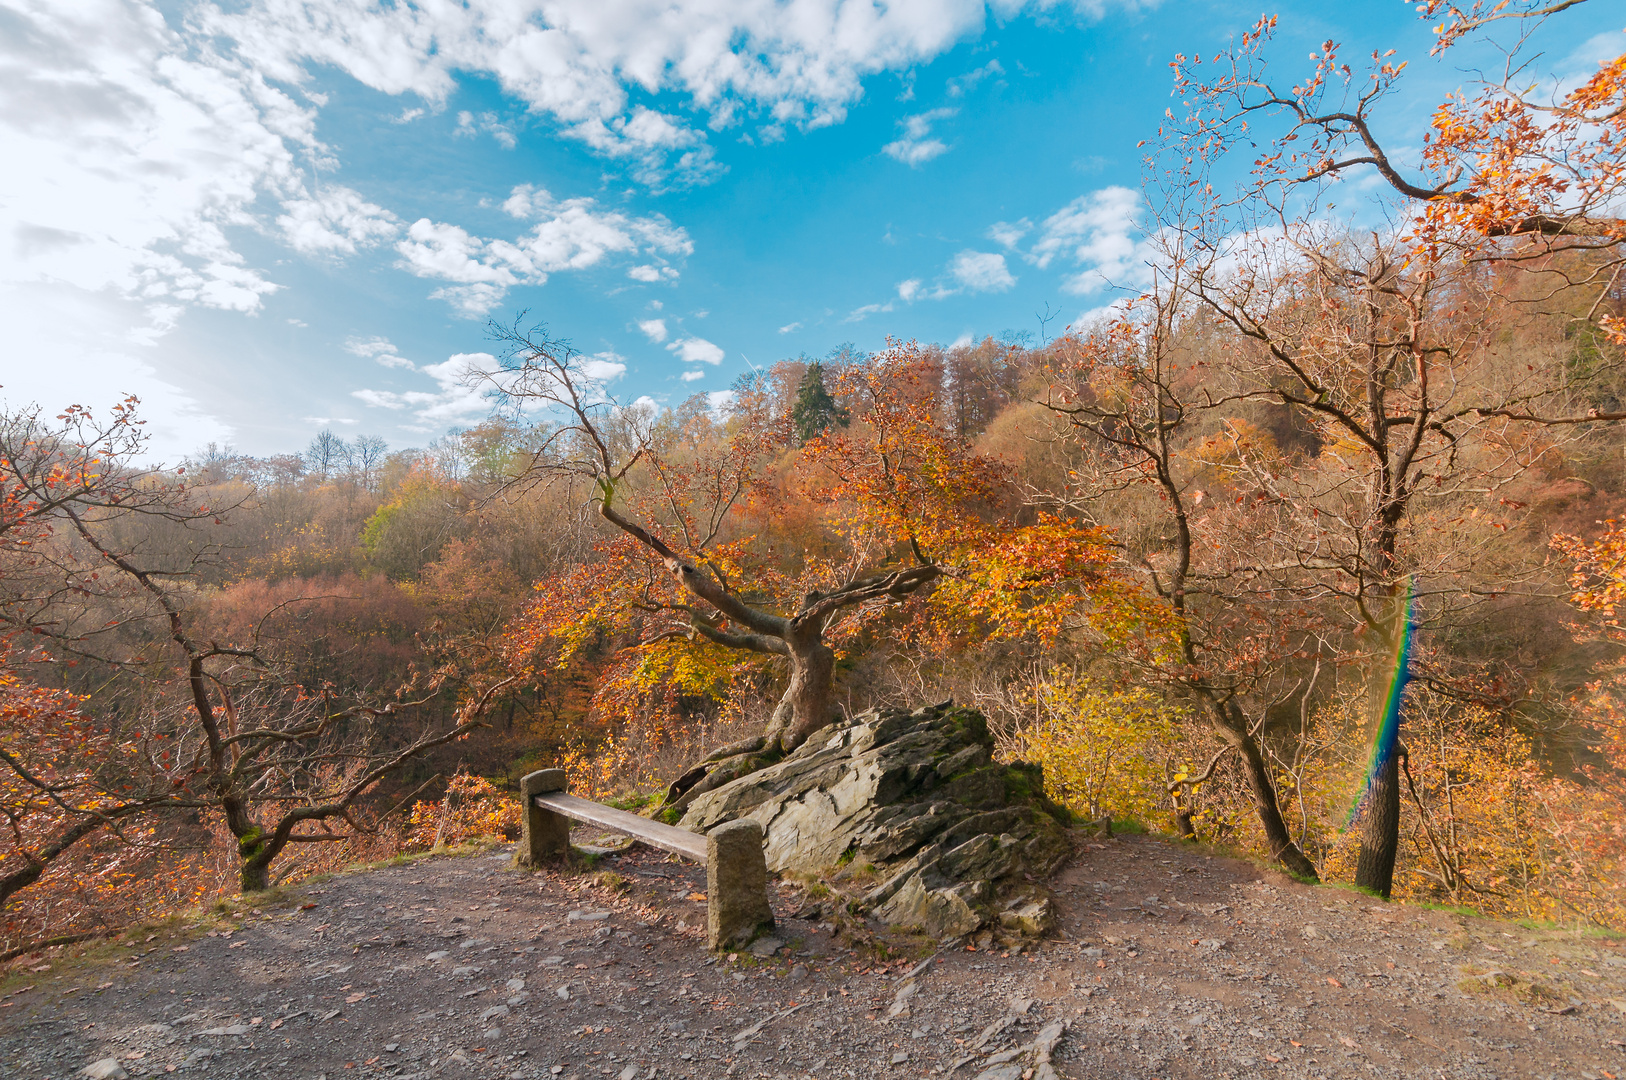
[763,628,839,752]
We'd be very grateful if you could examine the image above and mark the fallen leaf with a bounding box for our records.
[687,892,706,902]
[171,946,188,953]
[345,993,366,1003]
[1582,969,1601,977]
[364,1057,379,1065]
[300,903,317,911]
[1266,1054,1282,1063]
[269,1019,284,1030]
[227,942,247,949]
[1290,1041,1302,1047]
[1339,1036,1359,1049]
[1326,977,1342,988]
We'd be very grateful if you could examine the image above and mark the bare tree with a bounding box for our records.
[304,430,350,482]
[350,434,389,492]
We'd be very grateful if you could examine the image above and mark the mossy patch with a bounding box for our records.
[1456,968,1567,1005]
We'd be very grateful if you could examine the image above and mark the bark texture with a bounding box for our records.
[1355,743,1406,898]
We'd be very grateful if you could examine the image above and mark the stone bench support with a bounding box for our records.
[514,769,773,951]
[705,819,774,950]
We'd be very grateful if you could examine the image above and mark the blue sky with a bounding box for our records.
[2,0,1620,458]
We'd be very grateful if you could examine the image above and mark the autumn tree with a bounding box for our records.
[1092,0,1626,888]
[480,320,1118,798]
[0,402,199,906]
[0,401,508,894]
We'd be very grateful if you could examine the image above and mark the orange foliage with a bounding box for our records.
[406,770,521,850]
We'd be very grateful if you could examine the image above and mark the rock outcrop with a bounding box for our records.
[679,701,1072,941]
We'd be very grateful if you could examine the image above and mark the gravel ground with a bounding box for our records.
[2,829,1624,1080]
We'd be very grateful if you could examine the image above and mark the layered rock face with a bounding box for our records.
[679,701,1072,940]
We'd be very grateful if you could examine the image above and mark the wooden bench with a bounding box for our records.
[514,768,773,951]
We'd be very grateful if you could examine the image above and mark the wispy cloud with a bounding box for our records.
[455,110,516,149]
[350,352,497,421]
[345,337,415,370]
[845,301,894,323]
[352,349,625,424]
[1027,186,1149,295]
[947,59,1004,98]
[882,108,956,166]
[778,321,802,334]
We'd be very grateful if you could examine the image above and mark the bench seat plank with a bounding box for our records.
[533,792,707,863]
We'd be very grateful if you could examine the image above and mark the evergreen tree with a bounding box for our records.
[789,361,848,445]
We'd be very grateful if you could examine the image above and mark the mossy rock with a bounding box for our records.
[677,700,1075,940]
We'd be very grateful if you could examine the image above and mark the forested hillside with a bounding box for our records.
[3,0,1624,957]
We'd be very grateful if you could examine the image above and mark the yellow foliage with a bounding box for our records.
[1017,673,1186,824]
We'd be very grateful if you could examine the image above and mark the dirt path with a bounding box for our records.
[2,829,1623,1080]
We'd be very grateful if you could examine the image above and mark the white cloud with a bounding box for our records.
[303,415,358,425]
[882,108,957,166]
[897,250,1013,303]
[627,264,676,282]
[778,321,802,334]
[680,369,706,382]
[205,2,1149,186]
[988,219,1030,250]
[638,318,668,342]
[0,0,305,321]
[947,59,1003,97]
[351,351,498,422]
[396,187,692,315]
[1027,186,1150,295]
[345,336,415,369]
[705,390,736,417]
[1071,297,1136,332]
[949,250,1015,292]
[581,352,629,383]
[279,186,400,255]
[667,335,725,365]
[455,109,516,148]
[845,301,894,322]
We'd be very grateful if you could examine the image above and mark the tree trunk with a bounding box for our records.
[1209,699,1320,881]
[1355,743,1405,898]
[237,826,276,893]
[240,855,271,893]
[764,630,839,752]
